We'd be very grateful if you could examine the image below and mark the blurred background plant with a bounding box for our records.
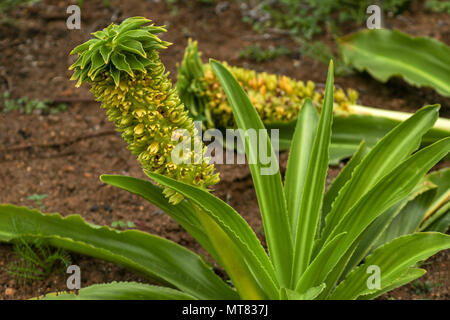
[0,0,39,15]
[412,278,442,295]
[0,0,39,24]
[425,0,450,13]
[3,1,447,74]
[240,0,413,39]
[1,91,68,115]
[296,39,354,76]
[237,0,449,75]
[162,0,449,72]
[238,44,291,62]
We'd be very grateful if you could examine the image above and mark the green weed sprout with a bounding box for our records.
[6,238,71,283]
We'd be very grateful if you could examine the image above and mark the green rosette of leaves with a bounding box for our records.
[69,17,219,204]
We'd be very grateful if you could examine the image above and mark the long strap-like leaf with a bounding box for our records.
[0,204,238,300]
[319,138,450,297]
[338,29,450,97]
[358,268,426,300]
[284,99,319,237]
[329,233,450,300]
[419,168,450,231]
[269,111,450,163]
[372,180,439,249]
[320,105,440,246]
[147,171,279,299]
[100,174,220,264]
[37,282,197,300]
[320,141,370,232]
[343,176,439,276]
[291,61,335,285]
[210,59,293,287]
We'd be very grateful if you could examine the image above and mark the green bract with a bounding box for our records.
[70,17,170,87]
[69,17,219,204]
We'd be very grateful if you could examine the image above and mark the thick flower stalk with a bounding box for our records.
[69,17,219,204]
[177,39,359,129]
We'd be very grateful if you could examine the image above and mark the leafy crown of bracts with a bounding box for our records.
[69,17,171,87]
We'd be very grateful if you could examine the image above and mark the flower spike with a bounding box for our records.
[70,17,219,204]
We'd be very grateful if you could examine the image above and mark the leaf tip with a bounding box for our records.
[328,59,334,73]
[209,58,220,66]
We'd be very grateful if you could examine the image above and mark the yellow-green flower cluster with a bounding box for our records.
[69,17,219,204]
[177,39,359,129]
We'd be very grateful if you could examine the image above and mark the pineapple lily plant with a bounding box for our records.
[0,17,449,300]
